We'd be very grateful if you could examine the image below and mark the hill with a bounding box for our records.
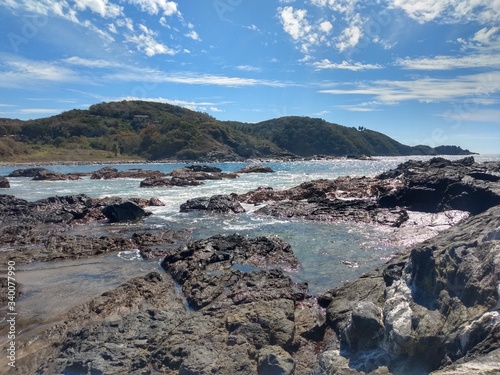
[0,100,475,163]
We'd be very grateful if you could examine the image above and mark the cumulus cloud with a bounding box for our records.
[73,0,123,18]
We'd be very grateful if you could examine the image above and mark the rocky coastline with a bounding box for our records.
[0,157,499,374]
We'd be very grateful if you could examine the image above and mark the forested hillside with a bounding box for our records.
[0,100,474,162]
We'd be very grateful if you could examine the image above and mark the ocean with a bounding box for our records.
[2,154,499,323]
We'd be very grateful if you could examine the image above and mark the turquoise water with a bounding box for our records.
[1,155,499,322]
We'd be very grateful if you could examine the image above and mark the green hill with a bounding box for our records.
[0,101,474,163]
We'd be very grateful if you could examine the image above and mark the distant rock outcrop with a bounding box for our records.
[0,176,9,188]
[235,164,275,173]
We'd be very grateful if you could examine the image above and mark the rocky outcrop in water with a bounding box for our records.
[185,164,222,173]
[378,157,500,214]
[14,235,323,375]
[101,201,151,223]
[0,176,9,188]
[235,164,275,173]
[91,167,167,179]
[170,167,238,180]
[316,205,500,374]
[140,176,203,187]
[255,198,409,227]
[32,169,81,181]
[180,194,246,213]
[8,167,52,177]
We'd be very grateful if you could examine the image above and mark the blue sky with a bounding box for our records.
[0,0,499,154]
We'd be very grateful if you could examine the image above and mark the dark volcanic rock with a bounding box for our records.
[317,205,500,374]
[91,167,166,179]
[235,164,275,173]
[101,201,151,223]
[170,167,238,180]
[378,157,500,214]
[32,169,81,181]
[180,194,246,213]
[255,199,408,227]
[14,235,324,375]
[185,164,222,173]
[0,176,9,188]
[140,176,203,187]
[8,167,51,177]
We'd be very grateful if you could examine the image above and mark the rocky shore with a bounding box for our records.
[0,157,499,374]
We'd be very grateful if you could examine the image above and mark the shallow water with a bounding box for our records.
[1,155,499,335]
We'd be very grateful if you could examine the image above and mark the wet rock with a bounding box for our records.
[140,176,203,187]
[0,176,9,188]
[101,201,151,223]
[255,199,408,227]
[91,167,166,179]
[235,164,275,174]
[148,197,165,206]
[8,167,52,177]
[378,157,500,214]
[180,194,246,213]
[170,168,238,180]
[319,205,500,373]
[32,169,81,181]
[185,164,222,173]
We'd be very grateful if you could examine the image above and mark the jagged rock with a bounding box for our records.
[378,157,500,214]
[140,176,203,187]
[91,167,166,179]
[101,201,151,223]
[0,176,9,188]
[257,346,296,375]
[180,194,246,213]
[255,199,408,227]
[319,205,500,374]
[235,164,275,174]
[148,197,165,206]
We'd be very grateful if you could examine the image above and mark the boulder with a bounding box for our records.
[185,164,222,173]
[8,167,52,177]
[0,176,9,188]
[235,164,275,173]
[101,201,151,223]
[170,168,238,180]
[257,346,296,375]
[180,194,246,213]
[32,169,80,181]
[140,176,203,188]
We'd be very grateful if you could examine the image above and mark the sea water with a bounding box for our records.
[1,155,499,324]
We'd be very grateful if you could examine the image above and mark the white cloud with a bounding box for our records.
[62,56,123,68]
[116,17,135,31]
[313,59,383,71]
[236,65,262,72]
[125,24,177,56]
[108,23,117,33]
[125,0,179,16]
[396,53,500,70]
[73,0,123,18]
[319,72,500,103]
[104,69,291,87]
[185,30,201,41]
[336,21,362,52]
[388,0,500,24]
[0,56,79,88]
[320,20,333,34]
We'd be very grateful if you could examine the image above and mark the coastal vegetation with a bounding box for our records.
[0,100,474,163]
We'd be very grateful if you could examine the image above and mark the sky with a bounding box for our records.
[0,0,499,154]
